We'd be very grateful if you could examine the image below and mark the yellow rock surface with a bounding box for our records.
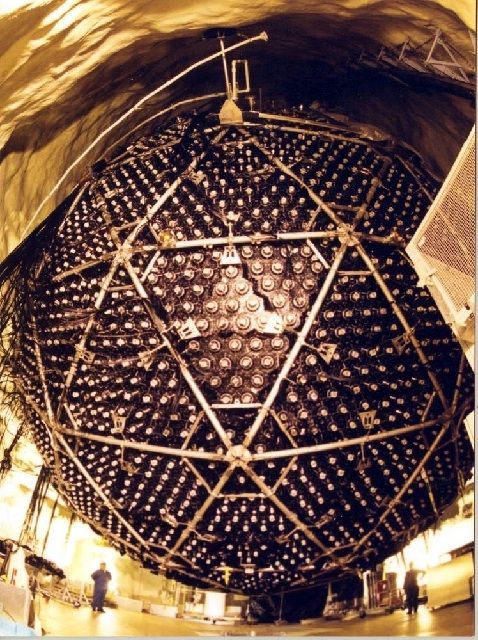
[0,1,475,260]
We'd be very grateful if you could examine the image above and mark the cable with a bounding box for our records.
[20,32,268,241]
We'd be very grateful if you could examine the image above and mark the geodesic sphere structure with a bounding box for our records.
[14,110,474,593]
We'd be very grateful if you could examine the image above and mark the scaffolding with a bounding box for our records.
[355,28,475,89]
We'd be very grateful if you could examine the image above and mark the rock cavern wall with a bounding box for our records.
[0,0,475,260]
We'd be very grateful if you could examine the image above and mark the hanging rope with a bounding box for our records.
[41,494,59,556]
[0,425,23,482]
[19,466,51,547]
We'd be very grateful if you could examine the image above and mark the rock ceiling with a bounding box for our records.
[0,1,475,261]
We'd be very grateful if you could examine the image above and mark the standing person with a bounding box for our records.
[403,562,423,614]
[91,562,111,612]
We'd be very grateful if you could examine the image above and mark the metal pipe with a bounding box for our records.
[55,264,118,417]
[352,157,391,227]
[251,416,446,461]
[220,39,232,97]
[57,426,224,461]
[16,390,216,567]
[52,254,114,282]
[159,462,238,567]
[55,430,152,552]
[241,129,343,228]
[243,122,376,149]
[157,229,339,250]
[41,495,59,556]
[271,456,298,493]
[60,500,187,567]
[211,402,262,410]
[53,183,90,250]
[306,239,330,269]
[395,156,434,202]
[129,144,224,244]
[105,140,181,172]
[57,133,225,421]
[180,411,204,452]
[355,241,450,411]
[231,57,238,100]
[21,31,268,239]
[172,348,233,447]
[183,459,213,493]
[32,318,62,480]
[356,232,406,247]
[256,111,344,131]
[451,352,467,416]
[242,239,348,448]
[52,226,356,286]
[103,92,227,160]
[240,463,349,570]
[270,408,298,448]
[347,416,454,560]
[53,134,224,284]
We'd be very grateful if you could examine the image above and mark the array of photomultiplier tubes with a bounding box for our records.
[15,108,474,593]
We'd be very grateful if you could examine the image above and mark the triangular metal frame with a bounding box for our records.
[22,113,468,587]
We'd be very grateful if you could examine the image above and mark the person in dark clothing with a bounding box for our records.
[91,562,111,612]
[403,562,423,614]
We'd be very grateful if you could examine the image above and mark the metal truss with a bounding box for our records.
[19,108,469,585]
[377,28,475,85]
[21,32,268,242]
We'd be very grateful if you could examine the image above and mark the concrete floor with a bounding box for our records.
[38,598,474,637]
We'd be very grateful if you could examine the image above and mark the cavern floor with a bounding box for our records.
[38,598,474,637]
